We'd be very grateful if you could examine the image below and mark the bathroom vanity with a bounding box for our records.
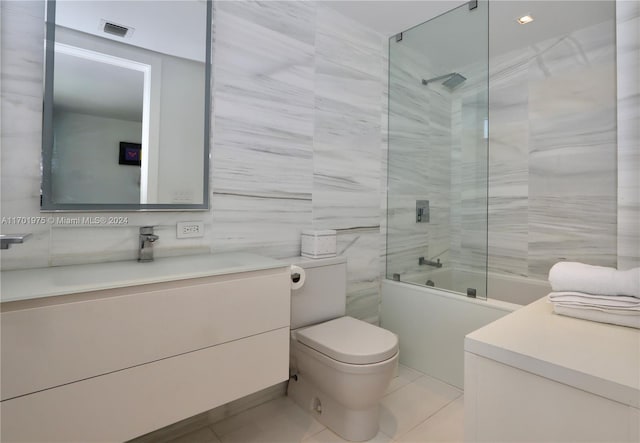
[464,297,640,442]
[0,253,291,442]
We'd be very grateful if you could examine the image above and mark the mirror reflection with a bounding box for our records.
[42,0,211,210]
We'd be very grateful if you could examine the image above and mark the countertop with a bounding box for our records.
[1,253,289,303]
[465,297,640,408]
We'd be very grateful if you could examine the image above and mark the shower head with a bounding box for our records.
[442,73,466,89]
[421,72,467,90]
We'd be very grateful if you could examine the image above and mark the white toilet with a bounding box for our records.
[287,256,398,442]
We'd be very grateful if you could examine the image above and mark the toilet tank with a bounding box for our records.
[290,256,347,329]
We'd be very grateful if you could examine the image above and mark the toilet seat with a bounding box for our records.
[295,316,398,365]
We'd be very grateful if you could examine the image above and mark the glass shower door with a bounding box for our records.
[386,1,489,299]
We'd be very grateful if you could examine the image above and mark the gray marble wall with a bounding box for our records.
[385,39,453,284]
[313,5,384,321]
[449,78,489,279]
[616,0,640,270]
[487,17,619,280]
[211,1,385,322]
[0,1,385,322]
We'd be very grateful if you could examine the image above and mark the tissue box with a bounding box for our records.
[301,230,337,258]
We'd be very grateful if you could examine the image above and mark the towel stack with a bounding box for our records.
[547,262,640,329]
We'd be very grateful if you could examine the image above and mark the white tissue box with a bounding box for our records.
[301,230,337,259]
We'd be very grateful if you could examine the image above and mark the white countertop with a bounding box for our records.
[1,253,289,303]
[465,297,640,408]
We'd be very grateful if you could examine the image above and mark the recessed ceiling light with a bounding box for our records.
[517,15,534,25]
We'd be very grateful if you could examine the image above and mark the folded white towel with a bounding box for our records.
[553,304,640,329]
[553,303,640,316]
[548,292,640,310]
[548,262,640,297]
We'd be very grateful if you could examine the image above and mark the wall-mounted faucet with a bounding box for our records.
[138,226,159,262]
[418,257,442,268]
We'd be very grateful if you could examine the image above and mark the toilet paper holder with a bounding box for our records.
[290,265,306,290]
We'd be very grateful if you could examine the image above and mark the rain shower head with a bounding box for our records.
[442,73,466,89]
[421,72,467,90]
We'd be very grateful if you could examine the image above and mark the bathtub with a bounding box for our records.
[380,272,550,388]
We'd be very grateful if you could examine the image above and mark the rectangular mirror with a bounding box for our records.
[41,0,211,211]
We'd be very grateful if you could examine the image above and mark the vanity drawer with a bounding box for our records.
[1,268,290,400]
[1,327,289,442]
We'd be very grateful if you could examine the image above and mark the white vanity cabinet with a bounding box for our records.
[464,298,640,442]
[0,254,291,442]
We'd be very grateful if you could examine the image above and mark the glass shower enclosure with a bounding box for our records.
[386,1,489,299]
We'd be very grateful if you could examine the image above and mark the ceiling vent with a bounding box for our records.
[101,20,134,38]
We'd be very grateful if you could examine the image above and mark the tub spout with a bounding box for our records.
[418,257,442,268]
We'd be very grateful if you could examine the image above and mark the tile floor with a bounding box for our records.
[161,365,464,443]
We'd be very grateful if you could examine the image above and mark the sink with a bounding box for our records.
[1,252,288,303]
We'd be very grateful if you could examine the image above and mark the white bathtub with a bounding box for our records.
[380,273,550,388]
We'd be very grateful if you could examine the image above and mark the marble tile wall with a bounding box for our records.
[0,1,385,321]
[2,0,55,270]
[312,5,384,322]
[449,84,489,279]
[485,48,532,278]
[209,0,316,260]
[385,39,453,284]
[434,14,620,282]
[616,0,640,270]
[487,17,619,281]
[209,2,385,322]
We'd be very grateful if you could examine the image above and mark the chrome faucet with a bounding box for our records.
[138,226,159,262]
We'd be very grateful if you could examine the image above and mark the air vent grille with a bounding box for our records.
[103,22,129,38]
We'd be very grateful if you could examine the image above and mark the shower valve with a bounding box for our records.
[416,200,430,223]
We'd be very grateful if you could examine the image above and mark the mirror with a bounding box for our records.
[41,0,211,211]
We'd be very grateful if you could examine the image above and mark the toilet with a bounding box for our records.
[287,256,398,442]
